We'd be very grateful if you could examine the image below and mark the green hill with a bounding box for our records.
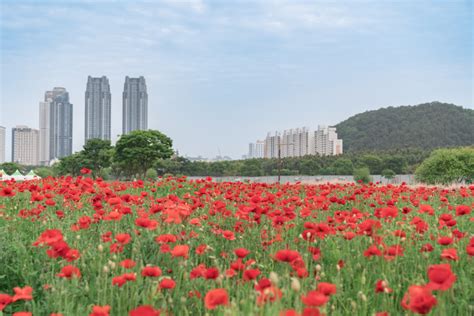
[335,102,474,152]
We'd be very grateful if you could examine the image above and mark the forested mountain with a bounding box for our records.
[335,102,474,152]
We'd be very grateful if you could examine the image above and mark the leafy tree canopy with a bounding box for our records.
[114,130,173,178]
[81,139,114,178]
[415,147,474,184]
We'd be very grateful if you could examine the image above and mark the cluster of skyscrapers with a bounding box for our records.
[0,76,148,166]
[247,125,343,159]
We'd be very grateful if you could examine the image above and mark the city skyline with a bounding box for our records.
[1,1,472,160]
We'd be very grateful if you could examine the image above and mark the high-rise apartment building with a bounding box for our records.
[39,100,51,165]
[85,76,111,141]
[264,132,280,159]
[260,125,343,159]
[248,140,265,159]
[123,76,148,134]
[0,126,5,163]
[314,125,343,156]
[281,127,311,158]
[39,87,73,164]
[12,125,39,166]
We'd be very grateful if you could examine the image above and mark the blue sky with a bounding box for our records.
[0,0,472,159]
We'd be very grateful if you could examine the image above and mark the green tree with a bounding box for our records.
[382,155,407,174]
[239,159,263,176]
[415,147,474,184]
[56,153,85,176]
[34,167,56,178]
[360,154,383,174]
[0,162,22,175]
[114,130,173,178]
[145,168,158,180]
[81,139,114,178]
[353,167,372,183]
[381,169,396,182]
[332,158,354,175]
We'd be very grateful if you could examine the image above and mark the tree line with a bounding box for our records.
[2,130,471,185]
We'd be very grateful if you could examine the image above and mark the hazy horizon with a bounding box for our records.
[1,0,472,160]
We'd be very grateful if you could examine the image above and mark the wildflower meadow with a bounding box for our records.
[0,173,473,315]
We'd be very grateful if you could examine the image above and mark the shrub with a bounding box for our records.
[353,167,372,183]
[145,168,158,180]
[381,168,396,180]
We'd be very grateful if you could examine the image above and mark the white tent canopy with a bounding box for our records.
[0,169,42,181]
[25,170,40,180]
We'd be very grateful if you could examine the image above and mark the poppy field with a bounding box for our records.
[0,175,473,316]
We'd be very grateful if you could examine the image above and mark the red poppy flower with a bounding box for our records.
[13,312,32,316]
[455,205,471,216]
[170,245,189,259]
[107,197,121,206]
[129,305,160,316]
[375,280,393,293]
[302,308,322,316]
[440,248,458,261]
[120,259,136,269]
[401,285,437,315]
[204,267,220,280]
[57,265,81,279]
[280,309,299,316]
[274,249,301,263]
[364,245,382,257]
[427,264,456,291]
[112,276,127,287]
[155,234,177,244]
[222,230,236,240]
[204,288,229,310]
[301,290,329,307]
[80,168,92,174]
[141,266,162,277]
[115,233,131,245]
[420,243,434,253]
[0,187,16,197]
[234,248,250,258]
[12,286,33,302]
[196,244,208,255]
[89,305,111,316]
[159,278,176,290]
[317,282,337,296]
[0,294,12,311]
[437,236,453,246]
[243,269,261,281]
[467,244,474,256]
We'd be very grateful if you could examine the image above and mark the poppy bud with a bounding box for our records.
[291,277,301,292]
[269,272,279,285]
[351,301,357,310]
